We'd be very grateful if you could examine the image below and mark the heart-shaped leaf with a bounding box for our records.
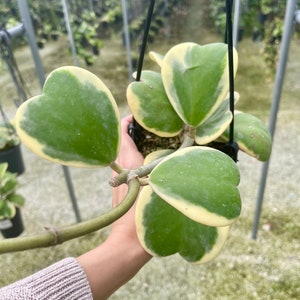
[127,70,183,137]
[16,66,120,167]
[144,149,175,165]
[149,51,164,67]
[221,111,272,161]
[161,42,238,127]
[136,186,230,263]
[195,92,239,145]
[149,146,241,227]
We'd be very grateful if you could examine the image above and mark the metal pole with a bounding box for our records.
[6,23,25,39]
[121,0,133,81]
[251,0,297,239]
[61,0,80,66]
[17,0,45,87]
[17,0,82,222]
[233,0,241,48]
[88,0,93,11]
[164,0,170,38]
[295,10,300,23]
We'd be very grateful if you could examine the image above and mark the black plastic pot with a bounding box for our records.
[0,207,24,238]
[0,144,25,175]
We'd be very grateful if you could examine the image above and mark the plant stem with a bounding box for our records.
[109,161,123,174]
[179,126,195,149]
[0,178,141,253]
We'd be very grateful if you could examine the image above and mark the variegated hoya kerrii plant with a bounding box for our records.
[13,42,272,263]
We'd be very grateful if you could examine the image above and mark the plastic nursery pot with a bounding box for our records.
[0,144,25,175]
[0,207,24,239]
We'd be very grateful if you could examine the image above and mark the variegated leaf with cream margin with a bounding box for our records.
[195,92,239,145]
[143,149,175,165]
[15,66,120,167]
[127,70,183,137]
[161,42,238,127]
[221,111,272,161]
[149,51,164,67]
[149,146,241,227]
[136,186,230,263]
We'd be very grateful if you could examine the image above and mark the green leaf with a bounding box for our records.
[127,71,183,137]
[221,111,272,161]
[194,93,233,145]
[195,92,239,145]
[15,66,120,167]
[1,173,18,196]
[0,163,8,179]
[0,201,16,219]
[136,186,230,263]
[8,194,25,207]
[149,146,241,227]
[149,51,164,67]
[161,42,238,127]
[144,149,175,165]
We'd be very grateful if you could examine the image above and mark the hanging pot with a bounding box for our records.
[0,144,25,175]
[0,207,24,238]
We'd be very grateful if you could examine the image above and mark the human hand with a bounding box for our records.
[78,116,150,299]
[114,114,144,171]
[110,115,146,246]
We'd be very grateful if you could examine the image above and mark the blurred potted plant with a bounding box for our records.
[0,162,25,238]
[0,102,25,175]
[0,121,25,175]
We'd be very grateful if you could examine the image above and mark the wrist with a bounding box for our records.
[106,232,152,263]
[78,233,151,299]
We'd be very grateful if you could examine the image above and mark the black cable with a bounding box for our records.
[135,0,155,81]
[129,0,156,148]
[224,0,238,162]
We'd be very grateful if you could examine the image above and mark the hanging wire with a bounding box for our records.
[224,0,239,162]
[135,0,156,82]
[129,0,156,147]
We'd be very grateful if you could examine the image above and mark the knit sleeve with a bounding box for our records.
[0,257,93,300]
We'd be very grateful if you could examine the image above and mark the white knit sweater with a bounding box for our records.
[0,257,93,299]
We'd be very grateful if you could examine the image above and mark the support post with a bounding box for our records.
[17,0,45,87]
[251,0,297,239]
[61,0,79,66]
[233,0,241,48]
[121,0,133,81]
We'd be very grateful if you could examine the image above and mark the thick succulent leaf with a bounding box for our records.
[149,146,241,227]
[222,111,272,161]
[8,194,25,207]
[1,173,18,195]
[0,163,8,178]
[0,201,16,219]
[127,70,183,137]
[144,149,174,165]
[149,51,164,67]
[136,186,230,263]
[15,66,120,167]
[195,92,240,145]
[161,42,238,127]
